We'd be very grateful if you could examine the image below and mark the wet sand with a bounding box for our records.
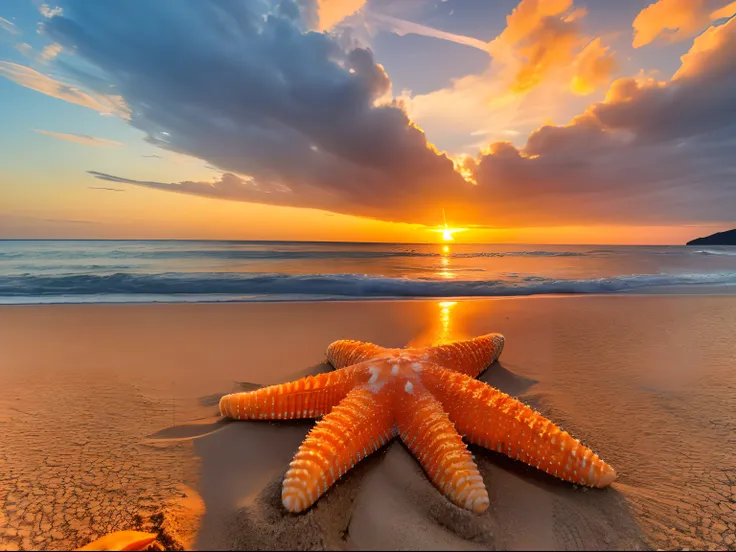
[0,296,735,550]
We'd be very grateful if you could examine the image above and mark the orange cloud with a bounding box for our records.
[570,38,617,95]
[316,0,366,31]
[711,1,736,20]
[469,16,736,227]
[489,0,588,93]
[0,62,129,118]
[632,0,735,48]
[401,0,616,150]
[33,129,123,147]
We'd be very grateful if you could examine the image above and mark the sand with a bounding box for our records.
[1,296,735,550]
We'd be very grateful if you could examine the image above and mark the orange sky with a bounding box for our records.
[1,0,734,244]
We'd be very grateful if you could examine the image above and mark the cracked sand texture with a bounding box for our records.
[0,371,199,551]
[1,298,735,551]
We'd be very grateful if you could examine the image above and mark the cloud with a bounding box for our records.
[41,1,467,225]
[398,0,617,151]
[0,62,129,117]
[570,38,617,95]
[39,4,64,18]
[314,0,366,31]
[37,0,736,230]
[43,217,98,224]
[489,0,591,94]
[12,42,63,64]
[38,43,63,63]
[0,16,20,35]
[711,1,736,20]
[34,129,122,147]
[362,10,490,53]
[88,186,125,192]
[468,16,736,226]
[14,43,34,59]
[632,0,735,48]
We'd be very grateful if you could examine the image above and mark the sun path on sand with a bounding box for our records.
[218,334,617,514]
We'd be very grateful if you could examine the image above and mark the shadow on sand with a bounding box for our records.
[146,360,646,550]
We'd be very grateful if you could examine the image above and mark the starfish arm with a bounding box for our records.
[395,383,489,514]
[421,333,504,377]
[423,367,617,488]
[326,339,387,369]
[281,387,395,512]
[219,367,357,420]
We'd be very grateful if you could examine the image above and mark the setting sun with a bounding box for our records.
[430,209,469,242]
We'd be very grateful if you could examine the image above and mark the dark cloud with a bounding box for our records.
[46,0,468,226]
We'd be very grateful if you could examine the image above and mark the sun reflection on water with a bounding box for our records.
[437,244,454,279]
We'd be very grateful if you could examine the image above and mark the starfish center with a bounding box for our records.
[364,354,425,394]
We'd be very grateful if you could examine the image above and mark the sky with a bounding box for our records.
[0,0,735,244]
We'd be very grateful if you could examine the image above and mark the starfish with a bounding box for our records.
[219,334,616,514]
[76,531,158,551]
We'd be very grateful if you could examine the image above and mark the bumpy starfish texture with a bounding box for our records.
[219,334,616,514]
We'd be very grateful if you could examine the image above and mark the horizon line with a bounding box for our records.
[0,238,710,247]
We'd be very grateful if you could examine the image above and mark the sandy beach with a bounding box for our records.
[1,295,735,550]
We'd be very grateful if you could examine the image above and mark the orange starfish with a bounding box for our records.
[219,334,616,514]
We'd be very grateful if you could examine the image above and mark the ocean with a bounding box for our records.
[1,239,735,304]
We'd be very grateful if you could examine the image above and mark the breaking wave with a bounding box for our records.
[1,271,735,303]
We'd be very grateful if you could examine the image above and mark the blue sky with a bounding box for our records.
[1,0,734,243]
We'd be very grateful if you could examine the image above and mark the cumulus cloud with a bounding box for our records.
[314,0,366,31]
[570,38,617,95]
[489,0,592,93]
[469,16,736,226]
[34,129,122,147]
[0,62,129,117]
[39,4,64,18]
[0,16,20,35]
[44,0,467,225]
[399,0,617,151]
[632,0,735,48]
[34,0,736,229]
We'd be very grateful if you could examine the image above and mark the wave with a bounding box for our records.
[1,271,735,301]
[694,249,736,257]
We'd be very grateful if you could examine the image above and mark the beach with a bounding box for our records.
[1,295,735,550]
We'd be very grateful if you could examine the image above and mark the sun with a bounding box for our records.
[430,225,467,241]
[430,209,467,242]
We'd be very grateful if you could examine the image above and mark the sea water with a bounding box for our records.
[1,239,735,304]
